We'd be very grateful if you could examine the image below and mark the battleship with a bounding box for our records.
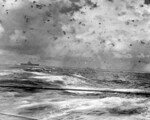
[20,61,39,66]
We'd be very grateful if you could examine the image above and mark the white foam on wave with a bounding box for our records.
[43,97,150,120]
[0,72,10,76]
[32,74,64,81]
[31,74,89,87]
[0,69,17,76]
[0,69,28,76]
[30,72,49,76]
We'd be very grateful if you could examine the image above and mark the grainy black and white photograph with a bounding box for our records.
[0,0,150,120]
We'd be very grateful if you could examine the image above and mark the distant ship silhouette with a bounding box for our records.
[20,61,39,66]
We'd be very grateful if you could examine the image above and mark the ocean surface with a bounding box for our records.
[0,65,150,120]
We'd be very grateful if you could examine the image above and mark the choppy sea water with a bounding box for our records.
[0,65,150,120]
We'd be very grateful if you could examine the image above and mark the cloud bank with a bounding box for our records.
[0,0,150,71]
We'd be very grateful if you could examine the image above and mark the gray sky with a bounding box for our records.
[0,0,150,72]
